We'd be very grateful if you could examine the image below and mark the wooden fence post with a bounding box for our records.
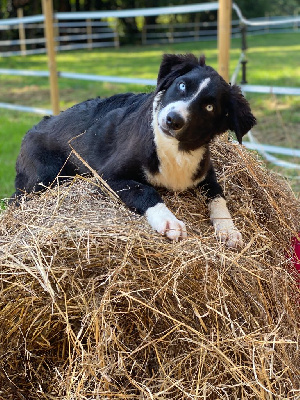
[194,13,200,41]
[86,19,93,50]
[17,8,26,56]
[218,0,231,142]
[168,17,174,43]
[142,18,147,45]
[42,0,60,115]
[113,18,120,48]
[218,0,232,83]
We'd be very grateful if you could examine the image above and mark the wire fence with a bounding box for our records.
[0,18,119,57]
[142,16,300,45]
[229,52,300,170]
[0,2,220,56]
[0,2,299,170]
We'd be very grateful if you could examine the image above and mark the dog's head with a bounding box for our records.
[153,53,256,150]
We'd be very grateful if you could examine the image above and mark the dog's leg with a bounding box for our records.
[199,166,243,248]
[208,196,243,248]
[108,179,186,241]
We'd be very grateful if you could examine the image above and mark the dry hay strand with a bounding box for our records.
[0,138,299,400]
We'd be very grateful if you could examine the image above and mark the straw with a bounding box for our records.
[0,137,299,399]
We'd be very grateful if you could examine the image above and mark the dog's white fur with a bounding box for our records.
[145,203,187,241]
[146,196,242,246]
[147,123,207,191]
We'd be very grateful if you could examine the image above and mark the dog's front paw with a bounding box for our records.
[212,219,243,248]
[209,197,243,249]
[145,203,187,241]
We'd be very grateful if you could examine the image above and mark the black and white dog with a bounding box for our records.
[13,53,256,247]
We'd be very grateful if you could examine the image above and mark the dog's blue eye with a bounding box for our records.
[179,82,186,92]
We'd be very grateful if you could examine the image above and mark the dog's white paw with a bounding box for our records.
[209,197,243,249]
[145,203,187,241]
[212,219,243,248]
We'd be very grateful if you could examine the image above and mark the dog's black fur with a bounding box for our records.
[12,53,256,245]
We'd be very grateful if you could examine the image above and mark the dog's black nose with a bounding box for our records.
[166,111,185,131]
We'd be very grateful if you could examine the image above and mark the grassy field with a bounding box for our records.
[0,32,299,200]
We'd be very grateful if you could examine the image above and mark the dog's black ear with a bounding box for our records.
[199,54,206,66]
[227,84,256,144]
[157,54,198,81]
[156,53,199,92]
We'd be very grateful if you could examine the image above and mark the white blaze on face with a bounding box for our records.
[191,77,210,102]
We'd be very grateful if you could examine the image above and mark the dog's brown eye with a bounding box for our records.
[205,104,214,112]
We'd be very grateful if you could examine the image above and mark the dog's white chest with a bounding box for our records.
[145,128,206,191]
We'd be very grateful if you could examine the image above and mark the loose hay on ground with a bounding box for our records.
[0,138,299,399]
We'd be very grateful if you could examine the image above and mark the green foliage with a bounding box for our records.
[235,0,300,18]
[0,199,7,211]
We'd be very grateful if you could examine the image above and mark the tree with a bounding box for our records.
[234,0,299,18]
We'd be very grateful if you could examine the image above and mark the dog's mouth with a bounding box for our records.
[158,123,176,138]
[158,117,186,139]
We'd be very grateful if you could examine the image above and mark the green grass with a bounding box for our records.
[0,112,40,199]
[0,32,299,200]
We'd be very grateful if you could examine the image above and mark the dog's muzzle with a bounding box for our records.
[160,111,185,137]
[166,111,185,131]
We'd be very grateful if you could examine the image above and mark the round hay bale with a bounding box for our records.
[0,138,299,399]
